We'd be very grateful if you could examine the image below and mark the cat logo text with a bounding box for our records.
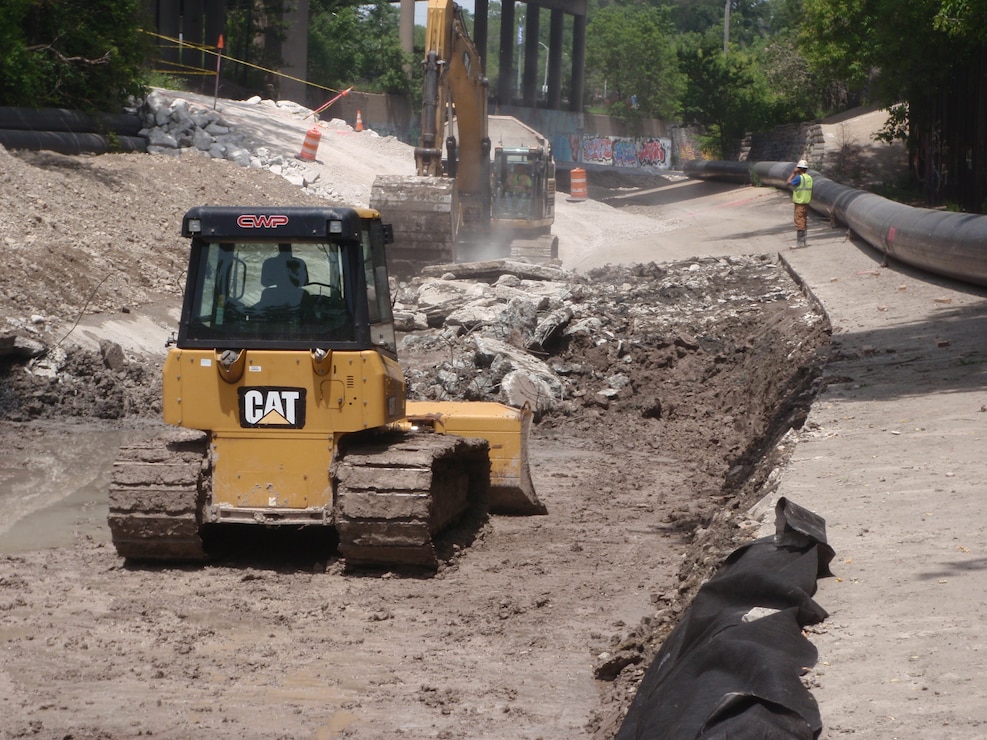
[238,387,306,429]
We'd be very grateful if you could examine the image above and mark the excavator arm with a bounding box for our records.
[415,0,489,196]
[371,0,556,276]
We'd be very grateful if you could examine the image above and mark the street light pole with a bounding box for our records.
[538,41,549,97]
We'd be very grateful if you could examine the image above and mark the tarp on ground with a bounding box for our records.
[617,497,835,740]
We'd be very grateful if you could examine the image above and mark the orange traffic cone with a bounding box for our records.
[355,110,364,132]
[296,125,322,161]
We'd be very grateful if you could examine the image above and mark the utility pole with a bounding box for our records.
[723,0,730,55]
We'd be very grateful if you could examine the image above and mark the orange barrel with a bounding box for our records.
[296,125,322,161]
[568,167,587,202]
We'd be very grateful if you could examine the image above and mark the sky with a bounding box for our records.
[414,1,477,25]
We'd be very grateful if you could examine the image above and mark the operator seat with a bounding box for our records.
[256,253,308,315]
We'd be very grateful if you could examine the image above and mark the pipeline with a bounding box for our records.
[683,159,987,288]
[0,106,146,156]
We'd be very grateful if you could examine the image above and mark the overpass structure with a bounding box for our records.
[144,1,587,113]
[397,0,587,113]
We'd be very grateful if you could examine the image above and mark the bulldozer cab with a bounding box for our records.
[177,206,397,357]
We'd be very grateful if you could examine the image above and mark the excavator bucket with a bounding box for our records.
[370,175,455,279]
[404,400,546,515]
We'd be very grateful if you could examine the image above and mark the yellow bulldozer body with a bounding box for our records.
[161,347,543,523]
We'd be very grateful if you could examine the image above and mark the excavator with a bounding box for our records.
[371,0,557,278]
[107,205,544,569]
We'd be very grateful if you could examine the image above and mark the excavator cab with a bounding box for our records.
[491,146,556,224]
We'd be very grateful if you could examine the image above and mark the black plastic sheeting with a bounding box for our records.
[617,498,835,740]
[0,106,146,155]
[683,159,987,288]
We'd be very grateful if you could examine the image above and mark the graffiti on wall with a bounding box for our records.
[637,138,669,168]
[552,134,580,164]
[552,134,673,171]
[581,136,614,166]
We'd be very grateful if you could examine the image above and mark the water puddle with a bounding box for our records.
[0,421,137,553]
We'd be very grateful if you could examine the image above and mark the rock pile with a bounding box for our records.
[1,252,821,429]
[138,90,349,200]
[392,254,818,420]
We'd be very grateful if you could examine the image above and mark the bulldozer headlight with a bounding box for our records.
[328,219,343,234]
[187,218,202,234]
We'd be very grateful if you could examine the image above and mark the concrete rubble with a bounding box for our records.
[393,254,801,418]
[138,90,354,200]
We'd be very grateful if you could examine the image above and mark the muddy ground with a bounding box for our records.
[0,115,831,738]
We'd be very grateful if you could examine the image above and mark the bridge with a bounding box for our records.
[143,1,587,113]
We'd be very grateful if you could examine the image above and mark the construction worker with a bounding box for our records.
[506,164,533,213]
[787,159,813,248]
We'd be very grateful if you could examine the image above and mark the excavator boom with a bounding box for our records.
[371,0,556,279]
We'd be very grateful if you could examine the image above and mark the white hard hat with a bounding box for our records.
[797,159,809,169]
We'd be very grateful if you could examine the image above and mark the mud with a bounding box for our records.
[0,113,831,738]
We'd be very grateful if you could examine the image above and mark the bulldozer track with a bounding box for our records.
[333,432,490,569]
[108,429,210,561]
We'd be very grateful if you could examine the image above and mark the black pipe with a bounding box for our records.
[684,160,987,288]
[0,107,143,136]
[0,130,147,155]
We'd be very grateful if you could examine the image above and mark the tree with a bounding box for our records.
[585,4,685,122]
[801,0,987,210]
[0,0,149,111]
[679,22,819,159]
[308,0,412,95]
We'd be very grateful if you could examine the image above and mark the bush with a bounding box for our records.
[0,0,151,111]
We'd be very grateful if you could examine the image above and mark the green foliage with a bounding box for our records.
[934,0,987,40]
[0,0,150,111]
[225,0,288,92]
[800,0,973,110]
[873,102,909,145]
[679,36,781,157]
[585,4,686,121]
[308,1,413,96]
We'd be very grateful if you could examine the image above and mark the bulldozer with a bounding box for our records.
[107,205,544,569]
[370,0,557,279]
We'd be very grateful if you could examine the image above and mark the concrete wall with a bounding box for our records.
[327,92,692,176]
[742,122,825,168]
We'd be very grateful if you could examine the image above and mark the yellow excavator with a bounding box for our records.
[107,205,544,569]
[371,0,557,278]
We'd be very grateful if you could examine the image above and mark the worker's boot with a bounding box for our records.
[796,229,806,248]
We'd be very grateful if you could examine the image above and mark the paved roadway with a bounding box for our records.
[561,177,987,738]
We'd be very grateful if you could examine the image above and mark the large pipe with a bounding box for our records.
[0,131,146,155]
[684,160,987,288]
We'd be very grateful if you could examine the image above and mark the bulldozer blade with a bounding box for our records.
[404,399,546,516]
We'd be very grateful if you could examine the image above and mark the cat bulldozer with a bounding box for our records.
[370,0,557,279]
[108,205,544,569]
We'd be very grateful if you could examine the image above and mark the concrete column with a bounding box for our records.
[157,0,180,70]
[280,0,309,105]
[522,3,540,107]
[497,1,516,109]
[399,0,414,55]
[474,0,489,72]
[570,11,586,112]
[547,9,564,110]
